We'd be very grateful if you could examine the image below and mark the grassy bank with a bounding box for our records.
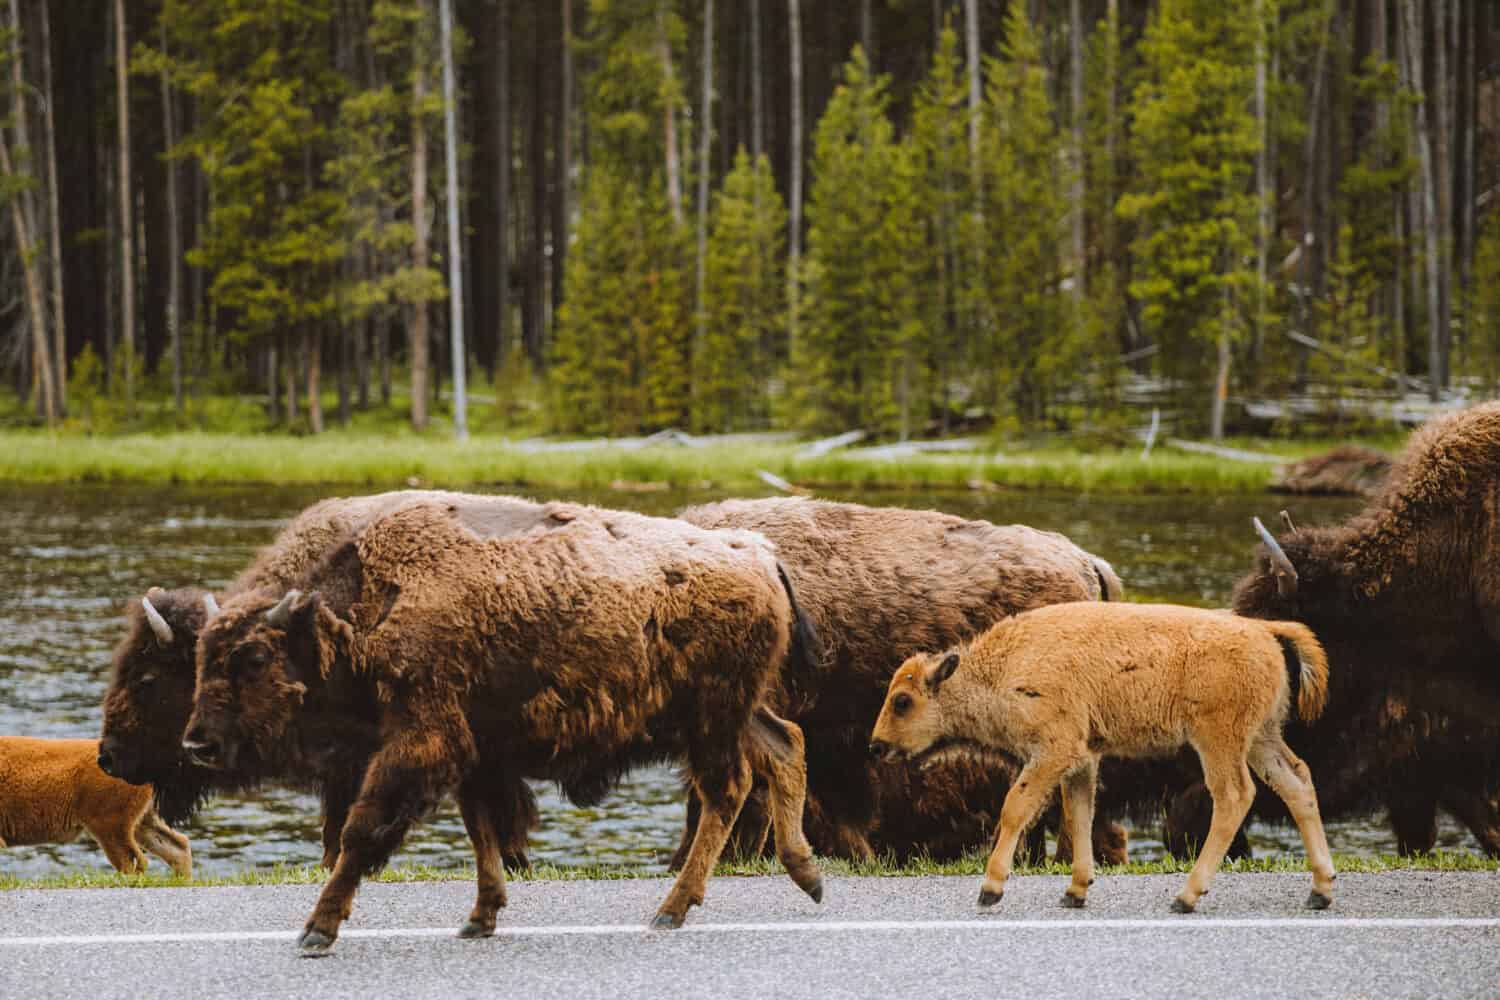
[2,850,1490,891]
[0,429,1382,495]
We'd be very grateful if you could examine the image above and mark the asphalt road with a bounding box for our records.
[2,871,1496,999]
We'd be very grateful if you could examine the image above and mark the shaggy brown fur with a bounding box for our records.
[1229,402,1500,856]
[679,496,1126,862]
[186,501,822,953]
[871,602,1334,913]
[98,490,551,867]
[0,737,191,876]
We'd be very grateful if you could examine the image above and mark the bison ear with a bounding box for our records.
[928,652,960,692]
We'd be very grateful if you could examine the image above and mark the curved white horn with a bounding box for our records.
[141,594,174,646]
[1252,516,1299,598]
[264,589,301,629]
[203,593,221,619]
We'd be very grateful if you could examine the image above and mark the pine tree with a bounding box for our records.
[797,48,924,437]
[694,149,786,432]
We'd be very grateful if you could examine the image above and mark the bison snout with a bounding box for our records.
[182,729,224,769]
[868,739,891,760]
[96,746,117,776]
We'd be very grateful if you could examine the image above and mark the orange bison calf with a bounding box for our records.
[0,736,191,876]
[871,603,1335,914]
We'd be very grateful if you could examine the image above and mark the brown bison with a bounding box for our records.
[0,736,192,876]
[870,603,1335,913]
[97,490,554,868]
[184,501,823,952]
[678,496,1127,863]
[1224,402,1500,856]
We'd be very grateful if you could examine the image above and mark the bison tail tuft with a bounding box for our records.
[776,562,824,676]
[1092,557,1125,602]
[1268,622,1330,722]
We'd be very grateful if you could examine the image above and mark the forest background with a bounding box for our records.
[0,0,1496,448]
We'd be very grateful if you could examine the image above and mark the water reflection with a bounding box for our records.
[0,483,1479,877]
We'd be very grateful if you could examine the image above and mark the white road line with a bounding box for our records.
[2,916,1498,947]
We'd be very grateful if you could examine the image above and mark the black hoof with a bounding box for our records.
[650,911,685,930]
[297,928,335,955]
[1060,893,1086,909]
[1169,897,1196,914]
[803,876,824,904]
[458,919,495,939]
[977,889,1003,909]
[1305,891,1332,911]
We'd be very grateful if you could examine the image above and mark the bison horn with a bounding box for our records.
[264,589,301,630]
[1279,510,1300,536]
[1252,516,1299,598]
[203,593,221,619]
[141,594,174,646]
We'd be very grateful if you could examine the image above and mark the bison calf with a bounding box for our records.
[871,602,1335,913]
[0,736,191,876]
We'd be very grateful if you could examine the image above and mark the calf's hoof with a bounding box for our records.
[1059,893,1086,909]
[1304,891,1332,911]
[976,888,1003,909]
[458,919,496,939]
[297,928,336,955]
[650,911,686,930]
[1169,897,1196,914]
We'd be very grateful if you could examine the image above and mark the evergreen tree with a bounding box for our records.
[797,48,924,437]
[694,148,786,432]
[1463,209,1500,393]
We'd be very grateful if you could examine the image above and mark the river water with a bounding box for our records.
[0,483,1480,877]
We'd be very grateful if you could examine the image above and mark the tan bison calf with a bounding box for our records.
[0,736,191,876]
[870,602,1335,914]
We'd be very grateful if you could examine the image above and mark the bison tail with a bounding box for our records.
[1267,621,1330,722]
[1092,557,1125,602]
[776,562,824,677]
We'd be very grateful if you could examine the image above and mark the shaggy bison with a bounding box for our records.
[871,603,1335,913]
[679,496,1126,863]
[185,501,823,952]
[97,490,554,867]
[1225,402,1500,855]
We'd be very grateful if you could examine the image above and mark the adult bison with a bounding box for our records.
[184,501,823,952]
[97,490,554,867]
[1226,402,1500,855]
[679,496,1127,863]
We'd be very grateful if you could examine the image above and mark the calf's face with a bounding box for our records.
[98,589,214,785]
[869,652,960,765]
[184,590,346,774]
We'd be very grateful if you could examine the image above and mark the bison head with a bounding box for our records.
[1233,514,1356,625]
[184,589,353,775]
[870,650,961,765]
[98,588,220,786]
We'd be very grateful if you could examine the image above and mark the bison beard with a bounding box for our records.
[186,502,823,953]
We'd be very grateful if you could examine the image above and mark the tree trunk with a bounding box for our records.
[40,0,65,413]
[1252,0,1269,363]
[497,0,511,368]
[5,0,53,423]
[860,0,873,68]
[440,0,467,439]
[966,0,981,217]
[750,0,763,160]
[1069,0,1084,303]
[305,326,324,434]
[113,0,134,413]
[411,9,431,431]
[1301,7,1331,341]
[1457,0,1474,337]
[1401,0,1443,399]
[284,334,299,424]
[267,343,279,424]
[660,2,683,224]
[1211,331,1231,441]
[787,0,802,350]
[554,0,571,317]
[1431,0,1451,385]
[159,17,183,415]
[695,0,715,396]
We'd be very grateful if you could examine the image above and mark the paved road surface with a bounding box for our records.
[3,871,1496,999]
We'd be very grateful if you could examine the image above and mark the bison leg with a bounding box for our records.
[457,789,509,938]
[1249,736,1335,908]
[1438,790,1500,858]
[652,756,752,930]
[1387,790,1440,855]
[1059,759,1099,907]
[978,755,1075,908]
[804,731,877,862]
[745,708,822,902]
[137,811,192,878]
[1164,781,1252,861]
[497,777,538,872]
[724,782,774,861]
[667,789,701,872]
[299,730,461,954]
[1173,754,1255,913]
[318,773,360,870]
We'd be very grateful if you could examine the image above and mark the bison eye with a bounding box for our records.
[136,672,156,689]
[231,645,272,671]
[892,693,913,716]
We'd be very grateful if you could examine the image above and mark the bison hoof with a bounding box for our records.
[1060,893,1086,909]
[1304,891,1332,911]
[1169,897,1196,914]
[977,888,1003,909]
[297,928,336,955]
[650,911,685,930]
[458,919,495,939]
[801,875,824,905]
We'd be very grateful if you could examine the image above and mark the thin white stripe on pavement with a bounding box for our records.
[2,916,1498,947]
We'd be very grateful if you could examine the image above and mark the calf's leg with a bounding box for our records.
[653,756,753,929]
[1249,736,1335,908]
[1172,753,1254,913]
[978,755,1075,908]
[1059,759,1099,908]
[137,812,192,878]
[745,707,822,902]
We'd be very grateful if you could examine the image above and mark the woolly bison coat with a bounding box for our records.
[98,490,554,866]
[679,496,1124,861]
[185,501,823,951]
[1231,402,1500,855]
